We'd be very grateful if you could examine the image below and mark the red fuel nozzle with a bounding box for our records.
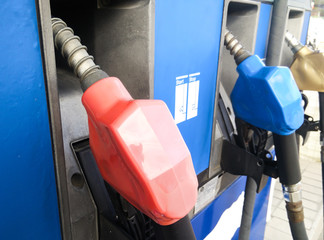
[52,18,198,225]
[82,77,198,225]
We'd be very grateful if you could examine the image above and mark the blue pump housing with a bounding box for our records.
[154,0,223,174]
[231,55,304,135]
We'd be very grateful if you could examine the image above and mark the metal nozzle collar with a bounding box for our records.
[282,182,302,203]
[285,31,303,54]
[224,30,251,65]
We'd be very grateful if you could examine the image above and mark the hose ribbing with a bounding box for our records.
[51,18,108,91]
[224,30,251,65]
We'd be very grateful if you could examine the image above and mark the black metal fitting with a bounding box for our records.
[296,114,320,145]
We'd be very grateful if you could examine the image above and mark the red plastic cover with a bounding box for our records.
[82,77,198,225]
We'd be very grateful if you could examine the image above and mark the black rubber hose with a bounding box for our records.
[238,177,257,240]
[287,215,308,240]
[319,92,324,134]
[274,133,308,240]
[319,92,324,235]
[265,0,288,66]
[273,133,301,185]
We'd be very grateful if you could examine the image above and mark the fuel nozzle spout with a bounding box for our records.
[51,18,108,91]
[285,31,324,92]
[285,31,304,54]
[224,30,251,65]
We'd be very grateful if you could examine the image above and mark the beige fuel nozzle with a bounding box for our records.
[285,32,324,92]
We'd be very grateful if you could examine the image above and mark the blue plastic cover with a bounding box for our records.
[231,55,304,135]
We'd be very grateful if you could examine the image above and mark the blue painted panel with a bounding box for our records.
[0,1,61,239]
[300,11,311,45]
[154,0,223,174]
[191,177,271,240]
[191,177,246,240]
[254,3,272,59]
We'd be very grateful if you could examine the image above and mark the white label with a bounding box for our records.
[194,176,220,214]
[174,82,188,124]
[187,80,199,120]
[174,72,200,123]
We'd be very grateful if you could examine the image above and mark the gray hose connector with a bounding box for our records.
[51,18,108,91]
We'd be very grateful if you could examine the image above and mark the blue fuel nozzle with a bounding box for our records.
[224,30,304,135]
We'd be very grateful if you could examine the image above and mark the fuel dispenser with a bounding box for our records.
[47,0,277,238]
[0,0,315,239]
[48,1,225,238]
[49,0,276,239]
